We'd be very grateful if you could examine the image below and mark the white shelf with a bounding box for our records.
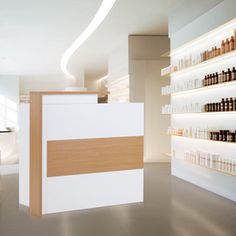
[171,135,236,145]
[161,73,171,79]
[162,111,236,115]
[162,80,236,96]
[174,158,236,177]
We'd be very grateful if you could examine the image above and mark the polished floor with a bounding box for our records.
[0,163,236,236]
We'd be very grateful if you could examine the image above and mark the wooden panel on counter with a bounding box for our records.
[29,92,42,217]
[47,136,144,177]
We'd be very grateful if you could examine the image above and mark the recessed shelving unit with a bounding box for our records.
[163,18,236,202]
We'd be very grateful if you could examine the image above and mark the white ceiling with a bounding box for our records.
[0,0,183,79]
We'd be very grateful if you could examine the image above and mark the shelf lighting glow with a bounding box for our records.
[171,50,236,78]
[172,135,236,145]
[170,80,236,97]
[171,111,236,116]
[171,18,236,57]
[60,0,117,79]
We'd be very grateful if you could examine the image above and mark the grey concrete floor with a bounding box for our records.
[0,163,236,236]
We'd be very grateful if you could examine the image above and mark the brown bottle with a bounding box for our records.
[224,130,230,142]
[215,72,219,84]
[225,38,230,53]
[229,98,234,111]
[203,51,206,61]
[225,98,229,111]
[203,76,206,86]
[232,67,236,80]
[209,74,213,85]
[230,36,235,51]
[227,68,232,81]
[206,75,209,86]
[234,97,236,111]
[219,73,222,83]
[212,47,215,58]
[221,40,225,54]
[219,130,223,141]
[210,103,213,112]
[213,103,217,112]
[222,70,225,83]
[215,46,218,56]
[205,75,208,86]
[221,98,225,111]
[212,74,215,85]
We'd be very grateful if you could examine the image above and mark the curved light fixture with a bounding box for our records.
[60,0,117,79]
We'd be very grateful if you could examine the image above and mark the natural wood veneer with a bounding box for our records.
[47,136,144,177]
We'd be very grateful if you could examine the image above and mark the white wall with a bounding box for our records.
[129,36,170,163]
[20,75,66,95]
[129,60,170,162]
[169,0,236,49]
[168,0,223,37]
[107,38,129,102]
[108,38,129,83]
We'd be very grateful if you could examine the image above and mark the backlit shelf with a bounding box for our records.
[161,73,171,79]
[174,158,236,177]
[162,111,236,115]
[162,80,236,96]
[170,50,236,77]
[171,135,236,145]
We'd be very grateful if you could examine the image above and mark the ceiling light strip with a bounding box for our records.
[60,0,117,79]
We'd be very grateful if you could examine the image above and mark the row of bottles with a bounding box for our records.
[171,31,236,73]
[210,130,236,142]
[168,127,236,143]
[162,103,202,114]
[203,67,236,86]
[161,79,201,95]
[201,36,235,61]
[167,127,209,139]
[183,151,236,175]
[161,97,236,114]
[161,67,236,96]
[204,97,236,112]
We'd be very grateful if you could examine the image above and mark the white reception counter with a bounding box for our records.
[19,92,144,216]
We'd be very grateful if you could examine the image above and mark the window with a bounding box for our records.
[0,94,17,128]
